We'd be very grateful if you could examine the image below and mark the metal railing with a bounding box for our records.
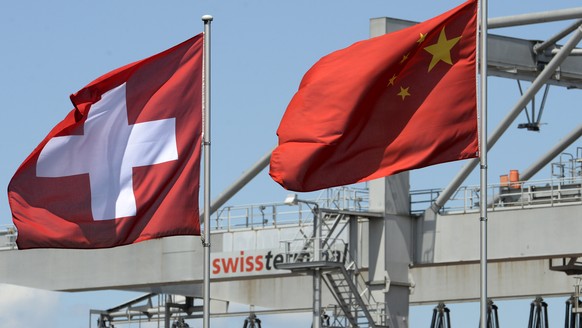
[210,186,370,232]
[411,176,582,215]
[314,186,370,211]
[0,225,17,250]
[212,201,310,231]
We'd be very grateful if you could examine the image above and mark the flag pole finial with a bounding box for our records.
[202,15,213,22]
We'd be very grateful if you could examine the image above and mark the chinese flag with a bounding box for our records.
[270,0,478,192]
[8,34,203,249]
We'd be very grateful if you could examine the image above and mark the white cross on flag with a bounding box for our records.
[8,34,204,249]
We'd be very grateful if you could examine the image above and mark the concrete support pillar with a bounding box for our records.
[368,172,413,328]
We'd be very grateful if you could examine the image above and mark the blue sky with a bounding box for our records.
[1,0,581,327]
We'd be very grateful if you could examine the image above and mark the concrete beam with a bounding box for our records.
[0,236,203,292]
[410,259,578,304]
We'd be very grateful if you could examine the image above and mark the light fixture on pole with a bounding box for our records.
[284,193,319,210]
[283,193,322,328]
[284,193,299,206]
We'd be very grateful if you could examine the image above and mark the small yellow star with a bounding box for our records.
[400,53,409,64]
[417,32,426,44]
[387,74,397,86]
[424,27,462,72]
[397,86,411,100]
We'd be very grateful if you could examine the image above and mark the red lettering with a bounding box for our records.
[212,258,221,274]
[245,255,255,272]
[213,251,286,274]
[255,255,264,271]
[221,257,239,273]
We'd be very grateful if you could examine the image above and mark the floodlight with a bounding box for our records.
[284,194,298,205]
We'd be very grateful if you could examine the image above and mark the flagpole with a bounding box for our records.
[202,14,213,328]
[478,0,488,326]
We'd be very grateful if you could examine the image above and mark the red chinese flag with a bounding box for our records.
[8,34,204,249]
[270,0,478,192]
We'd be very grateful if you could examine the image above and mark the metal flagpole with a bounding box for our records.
[202,14,213,328]
[478,0,488,326]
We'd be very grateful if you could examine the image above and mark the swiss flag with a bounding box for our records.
[8,34,204,249]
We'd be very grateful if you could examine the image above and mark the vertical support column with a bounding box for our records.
[165,294,172,328]
[313,207,322,328]
[349,214,360,267]
[368,172,412,328]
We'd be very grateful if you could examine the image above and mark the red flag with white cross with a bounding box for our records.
[8,34,203,249]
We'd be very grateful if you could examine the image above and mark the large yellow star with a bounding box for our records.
[423,27,461,72]
[397,86,410,100]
